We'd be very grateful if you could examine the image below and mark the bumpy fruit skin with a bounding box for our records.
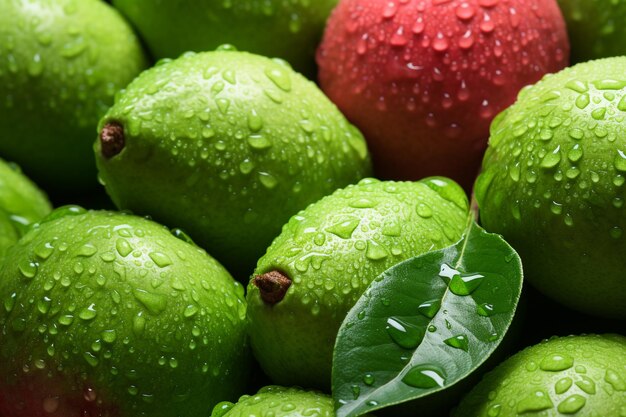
[95,50,371,278]
[453,334,626,416]
[0,158,52,229]
[0,0,147,191]
[476,57,626,319]
[211,386,335,417]
[247,178,469,389]
[558,0,626,63]
[0,208,250,417]
[112,0,337,75]
[317,0,569,189]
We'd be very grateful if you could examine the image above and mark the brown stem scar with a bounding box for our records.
[100,122,125,159]
[253,271,292,305]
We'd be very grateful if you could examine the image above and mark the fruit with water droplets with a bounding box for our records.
[0,208,249,417]
[0,158,52,257]
[210,385,345,417]
[0,0,148,191]
[476,57,626,319]
[247,177,469,388]
[317,0,569,189]
[558,0,626,63]
[95,49,371,278]
[453,334,626,417]
[112,0,338,75]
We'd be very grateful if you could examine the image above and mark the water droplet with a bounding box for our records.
[418,299,441,318]
[184,304,199,318]
[258,172,278,189]
[4,293,16,313]
[77,243,97,257]
[557,394,586,414]
[247,110,263,132]
[149,252,172,268]
[248,135,272,149]
[575,376,596,394]
[555,377,573,394]
[386,317,425,349]
[540,353,574,371]
[540,146,561,169]
[366,240,389,261]
[116,239,132,257]
[363,374,375,386]
[416,203,433,218]
[83,351,99,367]
[349,198,376,209]
[326,218,360,239]
[444,334,469,351]
[614,150,626,172]
[102,329,117,343]
[402,365,446,388]
[448,271,484,296]
[18,260,38,279]
[133,289,167,315]
[477,303,495,317]
[265,67,291,91]
[351,385,360,400]
[486,403,501,417]
[35,242,54,260]
[516,390,553,413]
[605,369,626,391]
[79,304,97,321]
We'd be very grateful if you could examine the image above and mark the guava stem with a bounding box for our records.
[253,271,292,305]
[100,122,125,159]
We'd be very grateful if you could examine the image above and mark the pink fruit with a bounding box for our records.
[317,0,569,188]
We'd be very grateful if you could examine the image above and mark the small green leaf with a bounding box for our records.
[332,221,523,417]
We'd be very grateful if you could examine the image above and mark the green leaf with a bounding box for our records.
[332,221,523,417]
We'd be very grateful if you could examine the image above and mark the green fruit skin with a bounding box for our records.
[558,0,626,63]
[247,177,469,389]
[111,0,338,75]
[0,158,52,258]
[95,50,371,278]
[475,57,626,319]
[453,334,626,416]
[0,208,250,417]
[0,158,52,230]
[0,0,148,191]
[212,385,337,417]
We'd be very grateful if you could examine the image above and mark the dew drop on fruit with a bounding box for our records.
[539,353,574,371]
[486,403,501,417]
[516,390,553,413]
[555,377,573,394]
[614,150,626,172]
[402,364,446,388]
[604,369,626,391]
[557,394,586,414]
[4,292,16,313]
[366,240,389,261]
[575,376,596,394]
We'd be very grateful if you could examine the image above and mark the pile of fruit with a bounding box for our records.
[0,0,624,416]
